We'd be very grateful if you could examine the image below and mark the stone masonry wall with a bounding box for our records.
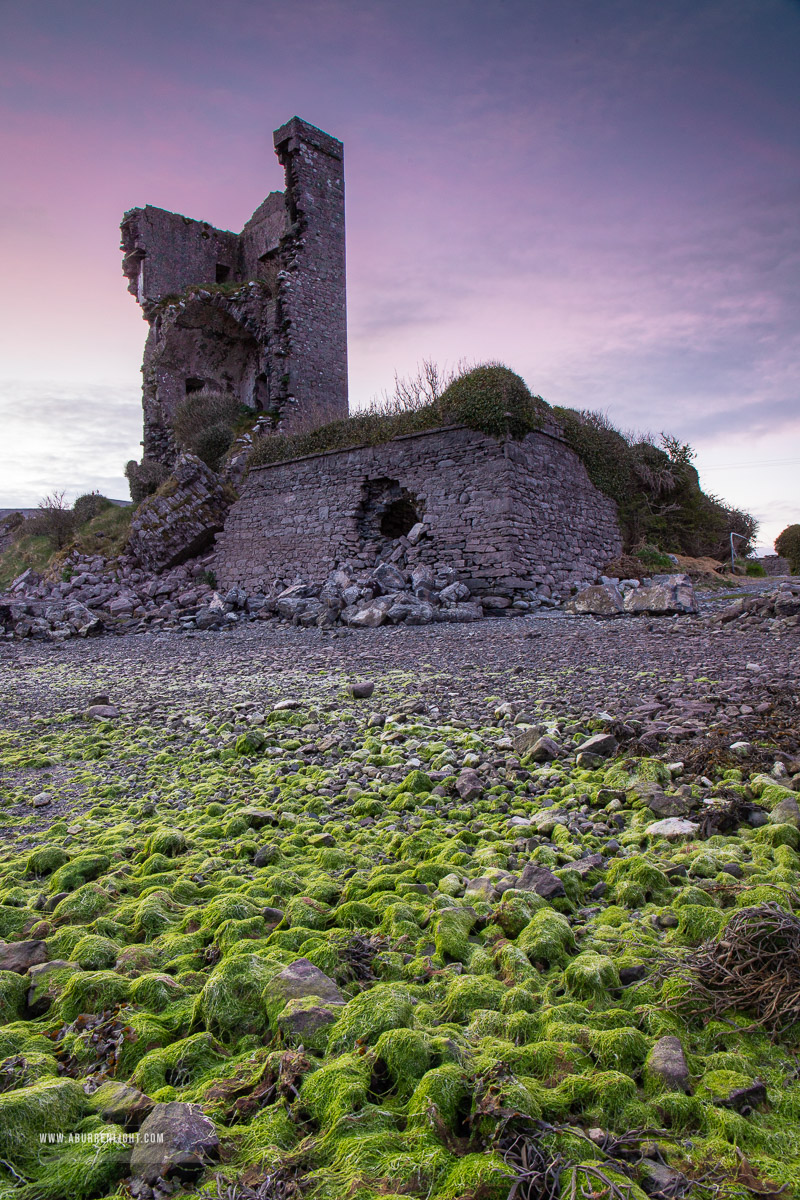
[121,117,348,472]
[213,426,622,593]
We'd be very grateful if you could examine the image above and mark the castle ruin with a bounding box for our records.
[121,117,347,468]
[123,116,625,603]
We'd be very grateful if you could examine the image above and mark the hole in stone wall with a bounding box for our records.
[215,263,231,283]
[185,377,204,394]
[381,497,420,538]
[357,478,424,551]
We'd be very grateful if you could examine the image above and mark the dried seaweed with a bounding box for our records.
[660,900,800,1035]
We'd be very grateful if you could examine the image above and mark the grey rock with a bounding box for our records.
[564,584,624,616]
[130,1102,219,1184]
[645,1035,690,1093]
[370,563,406,594]
[0,939,47,974]
[516,863,566,899]
[456,768,483,802]
[275,997,342,1046]
[576,733,618,758]
[89,1081,155,1128]
[86,704,119,720]
[624,573,697,615]
[526,735,561,762]
[433,602,484,623]
[264,958,344,1013]
[646,817,699,839]
[439,581,471,604]
[769,795,800,827]
[349,680,375,699]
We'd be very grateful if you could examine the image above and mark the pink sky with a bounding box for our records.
[1,0,798,550]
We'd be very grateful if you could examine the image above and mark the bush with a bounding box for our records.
[72,492,111,526]
[775,524,800,574]
[173,388,240,469]
[26,492,75,549]
[125,458,168,504]
[635,544,674,570]
[745,560,766,577]
[436,364,550,438]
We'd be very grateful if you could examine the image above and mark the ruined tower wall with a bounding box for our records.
[213,427,622,593]
[122,117,348,471]
[273,119,348,430]
[121,206,240,305]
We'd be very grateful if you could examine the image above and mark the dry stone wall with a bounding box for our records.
[213,425,622,595]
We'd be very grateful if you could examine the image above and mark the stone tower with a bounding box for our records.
[121,117,347,469]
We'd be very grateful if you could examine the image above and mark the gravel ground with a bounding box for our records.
[2,579,797,835]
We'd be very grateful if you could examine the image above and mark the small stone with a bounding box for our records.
[31,792,52,808]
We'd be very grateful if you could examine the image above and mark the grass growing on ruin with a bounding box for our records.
[0,679,797,1197]
[248,363,549,467]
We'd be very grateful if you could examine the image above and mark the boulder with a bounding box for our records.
[349,680,375,699]
[769,796,800,827]
[526,735,561,763]
[433,603,484,623]
[576,733,618,758]
[439,581,472,604]
[126,453,235,572]
[456,768,483,802]
[370,563,406,594]
[646,817,699,839]
[89,1081,155,1128]
[645,1035,690,1093]
[343,596,395,627]
[0,940,47,974]
[130,1102,219,1184]
[512,726,545,755]
[386,597,434,625]
[263,958,344,1020]
[516,863,566,900]
[623,573,697,615]
[275,997,342,1050]
[564,584,624,615]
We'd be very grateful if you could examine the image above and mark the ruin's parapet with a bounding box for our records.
[122,117,347,471]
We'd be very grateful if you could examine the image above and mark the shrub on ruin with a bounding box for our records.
[173,388,240,469]
[125,458,168,504]
[775,524,800,574]
[26,491,75,550]
[436,363,550,437]
[72,492,111,526]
